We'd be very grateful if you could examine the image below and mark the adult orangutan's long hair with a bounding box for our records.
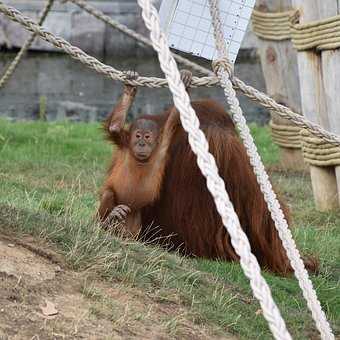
[141,100,317,275]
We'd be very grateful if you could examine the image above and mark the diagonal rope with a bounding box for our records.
[0,1,339,148]
[0,2,217,88]
[135,0,292,339]
[62,0,340,148]
[208,1,334,339]
[0,0,54,89]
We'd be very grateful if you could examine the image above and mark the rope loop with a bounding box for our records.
[301,129,340,166]
[270,120,301,149]
[212,57,234,79]
[252,8,298,41]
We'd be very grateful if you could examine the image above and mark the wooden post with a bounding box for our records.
[255,0,306,171]
[291,0,339,210]
[318,1,340,207]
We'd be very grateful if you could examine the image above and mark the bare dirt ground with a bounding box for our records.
[0,234,234,340]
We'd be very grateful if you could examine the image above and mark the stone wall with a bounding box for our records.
[0,1,268,124]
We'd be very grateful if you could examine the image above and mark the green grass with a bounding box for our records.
[0,118,339,339]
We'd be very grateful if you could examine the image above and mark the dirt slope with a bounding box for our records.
[0,235,234,340]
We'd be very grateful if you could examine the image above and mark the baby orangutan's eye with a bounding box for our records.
[135,132,142,139]
[144,134,151,140]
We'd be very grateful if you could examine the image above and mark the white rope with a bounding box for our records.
[136,0,292,339]
[208,1,335,340]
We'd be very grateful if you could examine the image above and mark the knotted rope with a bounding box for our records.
[0,1,340,149]
[209,1,334,340]
[0,0,54,89]
[252,9,298,41]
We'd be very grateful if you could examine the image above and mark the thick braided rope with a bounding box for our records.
[1,2,339,148]
[270,121,301,149]
[291,14,340,51]
[67,0,340,148]
[0,2,218,88]
[252,7,340,50]
[0,0,54,89]
[301,130,340,166]
[252,9,298,41]
[209,1,334,339]
[230,76,340,147]
[136,0,292,339]
[1,2,340,149]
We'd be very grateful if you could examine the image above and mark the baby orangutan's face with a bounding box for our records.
[129,119,160,162]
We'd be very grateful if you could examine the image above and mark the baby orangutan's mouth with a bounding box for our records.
[136,153,150,162]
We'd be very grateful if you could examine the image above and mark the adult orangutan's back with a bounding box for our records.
[141,100,316,275]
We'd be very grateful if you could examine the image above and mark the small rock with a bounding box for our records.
[55,265,62,273]
[7,244,15,248]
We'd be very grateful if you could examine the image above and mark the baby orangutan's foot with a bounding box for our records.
[108,204,131,222]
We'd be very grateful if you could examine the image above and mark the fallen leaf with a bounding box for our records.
[40,299,58,318]
[255,309,262,315]
[55,265,62,273]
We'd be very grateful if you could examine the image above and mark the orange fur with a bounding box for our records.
[105,148,166,210]
[98,105,178,236]
[140,100,318,276]
[99,96,318,276]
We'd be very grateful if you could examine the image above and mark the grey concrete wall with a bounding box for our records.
[0,1,258,56]
[0,0,149,57]
[0,1,268,124]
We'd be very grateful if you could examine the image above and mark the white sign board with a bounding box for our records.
[159,0,255,63]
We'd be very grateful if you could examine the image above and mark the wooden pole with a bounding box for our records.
[255,0,306,171]
[318,0,340,207]
[291,0,339,211]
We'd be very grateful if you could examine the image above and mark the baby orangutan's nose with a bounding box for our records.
[138,140,146,147]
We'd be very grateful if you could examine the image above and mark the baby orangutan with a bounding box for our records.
[97,70,193,237]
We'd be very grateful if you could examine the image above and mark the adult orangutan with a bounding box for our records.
[98,70,317,275]
[139,102,317,276]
